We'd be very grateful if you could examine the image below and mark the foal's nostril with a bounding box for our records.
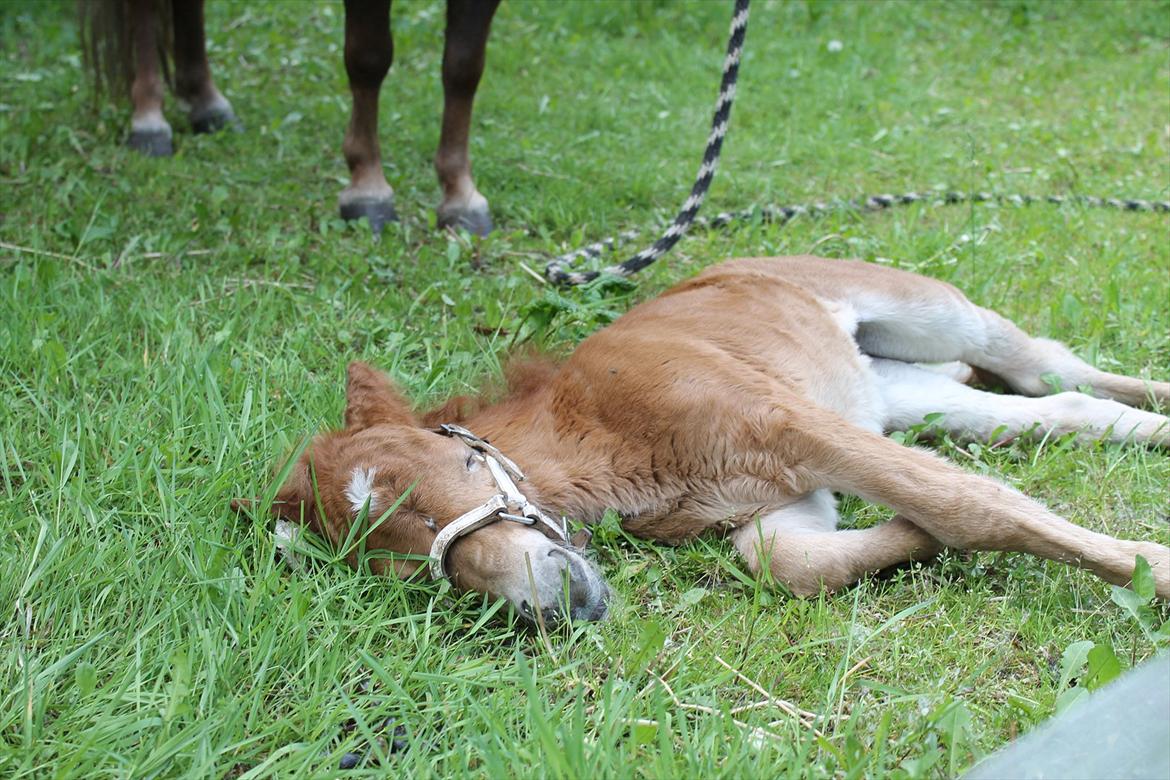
[576,597,609,623]
[512,547,609,625]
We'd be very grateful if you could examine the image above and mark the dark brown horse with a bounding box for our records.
[81,0,499,235]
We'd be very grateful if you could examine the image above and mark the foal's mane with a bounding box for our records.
[420,353,563,427]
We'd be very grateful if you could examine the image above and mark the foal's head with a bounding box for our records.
[268,362,609,624]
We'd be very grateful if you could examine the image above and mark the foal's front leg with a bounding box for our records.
[729,491,941,595]
[770,404,1170,598]
[434,0,500,236]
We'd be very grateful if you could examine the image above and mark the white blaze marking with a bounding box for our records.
[345,467,378,514]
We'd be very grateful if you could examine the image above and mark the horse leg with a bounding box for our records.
[171,0,239,133]
[127,0,173,156]
[761,257,1168,408]
[434,0,500,236]
[776,403,1170,597]
[339,0,397,235]
[730,491,942,596]
[872,359,1170,447]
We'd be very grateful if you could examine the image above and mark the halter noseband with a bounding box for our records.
[428,424,572,580]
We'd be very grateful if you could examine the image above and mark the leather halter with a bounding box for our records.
[428,424,572,580]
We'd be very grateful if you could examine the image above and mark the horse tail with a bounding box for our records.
[78,0,173,100]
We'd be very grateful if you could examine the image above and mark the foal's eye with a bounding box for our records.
[465,452,483,472]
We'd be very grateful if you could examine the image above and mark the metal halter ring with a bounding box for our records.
[428,424,572,580]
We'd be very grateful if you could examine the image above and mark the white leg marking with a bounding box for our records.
[131,111,171,135]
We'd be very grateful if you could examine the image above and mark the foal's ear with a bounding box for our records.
[345,361,417,430]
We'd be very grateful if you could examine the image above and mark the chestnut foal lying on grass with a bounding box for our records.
[261,257,1170,624]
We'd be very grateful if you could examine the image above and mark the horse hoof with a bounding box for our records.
[437,205,493,237]
[127,130,174,157]
[191,106,242,135]
[340,198,398,235]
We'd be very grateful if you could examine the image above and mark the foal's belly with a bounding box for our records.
[744,296,888,434]
[616,303,884,546]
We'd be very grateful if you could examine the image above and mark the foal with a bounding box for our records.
[263,257,1169,623]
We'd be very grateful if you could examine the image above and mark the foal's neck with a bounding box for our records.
[455,384,638,523]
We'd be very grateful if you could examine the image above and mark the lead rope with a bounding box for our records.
[544,191,1170,284]
[543,0,751,286]
[541,0,1168,287]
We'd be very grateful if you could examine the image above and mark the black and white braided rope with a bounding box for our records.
[545,189,1170,286]
[682,190,1170,234]
[544,0,751,286]
[541,0,1168,286]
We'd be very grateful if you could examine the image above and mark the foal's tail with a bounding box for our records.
[78,0,173,99]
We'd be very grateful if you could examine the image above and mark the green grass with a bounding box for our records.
[2,0,1169,776]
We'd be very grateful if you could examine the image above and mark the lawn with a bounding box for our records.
[1,0,1168,777]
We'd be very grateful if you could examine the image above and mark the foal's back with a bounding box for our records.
[566,256,884,426]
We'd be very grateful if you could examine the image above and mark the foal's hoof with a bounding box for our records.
[340,198,399,235]
[437,204,493,237]
[127,129,173,157]
[191,106,242,135]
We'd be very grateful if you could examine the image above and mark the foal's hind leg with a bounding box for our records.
[127,0,173,156]
[851,273,1170,409]
[339,0,397,234]
[171,0,239,134]
[434,0,500,236]
[873,359,1170,446]
[729,491,941,595]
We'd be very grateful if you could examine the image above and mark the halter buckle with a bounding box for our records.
[428,425,578,581]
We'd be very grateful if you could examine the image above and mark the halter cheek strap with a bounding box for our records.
[428,425,573,581]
